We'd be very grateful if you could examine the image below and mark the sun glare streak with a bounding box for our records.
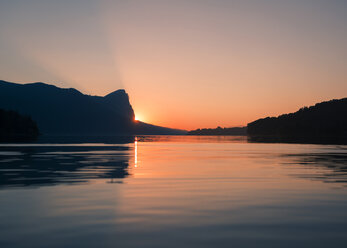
[134,136,138,168]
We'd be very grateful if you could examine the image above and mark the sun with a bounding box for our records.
[134,112,147,122]
[134,114,142,121]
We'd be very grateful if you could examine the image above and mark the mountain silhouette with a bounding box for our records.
[0,80,185,135]
[247,98,347,144]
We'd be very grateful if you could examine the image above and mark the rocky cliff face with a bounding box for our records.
[0,80,186,135]
[0,80,135,135]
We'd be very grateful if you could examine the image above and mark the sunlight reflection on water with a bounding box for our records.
[0,136,347,248]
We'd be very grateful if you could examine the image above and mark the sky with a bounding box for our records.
[0,0,346,130]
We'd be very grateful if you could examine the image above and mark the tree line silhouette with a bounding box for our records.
[188,126,247,135]
[247,98,347,144]
[0,108,39,142]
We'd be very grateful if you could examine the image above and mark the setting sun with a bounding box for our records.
[134,114,142,121]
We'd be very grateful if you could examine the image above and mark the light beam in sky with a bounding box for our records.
[0,0,346,130]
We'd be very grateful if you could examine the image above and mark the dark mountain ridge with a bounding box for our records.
[247,98,347,144]
[0,80,185,135]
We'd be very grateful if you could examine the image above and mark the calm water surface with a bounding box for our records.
[0,136,347,247]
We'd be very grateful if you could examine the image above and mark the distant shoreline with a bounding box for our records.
[188,127,247,136]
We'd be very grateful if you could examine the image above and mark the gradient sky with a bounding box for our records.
[0,0,346,130]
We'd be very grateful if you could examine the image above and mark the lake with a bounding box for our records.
[0,136,347,248]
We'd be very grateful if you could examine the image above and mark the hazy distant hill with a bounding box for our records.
[0,108,39,141]
[0,80,185,135]
[247,98,347,144]
[188,126,247,135]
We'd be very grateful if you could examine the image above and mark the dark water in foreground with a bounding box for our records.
[0,136,347,248]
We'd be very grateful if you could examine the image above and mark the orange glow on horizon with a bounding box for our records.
[1,1,346,131]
